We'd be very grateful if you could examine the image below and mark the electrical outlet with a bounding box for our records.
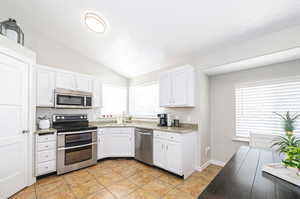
[187,115,192,122]
[205,146,211,157]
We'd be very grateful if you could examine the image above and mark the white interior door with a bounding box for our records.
[0,53,28,198]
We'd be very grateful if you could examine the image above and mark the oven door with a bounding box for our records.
[57,131,97,175]
[55,94,85,108]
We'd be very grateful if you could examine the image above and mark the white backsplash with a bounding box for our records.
[36,108,102,126]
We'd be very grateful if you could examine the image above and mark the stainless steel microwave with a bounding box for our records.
[54,88,93,109]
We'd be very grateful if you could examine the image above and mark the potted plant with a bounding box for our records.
[282,146,300,176]
[271,112,300,153]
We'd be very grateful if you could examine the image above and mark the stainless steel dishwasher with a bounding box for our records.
[135,128,153,165]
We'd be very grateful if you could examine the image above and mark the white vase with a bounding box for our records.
[39,119,50,129]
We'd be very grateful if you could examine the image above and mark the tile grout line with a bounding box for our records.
[61,174,80,199]
[86,165,120,199]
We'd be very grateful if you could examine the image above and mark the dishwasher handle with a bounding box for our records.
[136,132,152,136]
[135,128,153,136]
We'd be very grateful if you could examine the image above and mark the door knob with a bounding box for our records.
[22,130,30,134]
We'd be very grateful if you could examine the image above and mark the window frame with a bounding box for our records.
[101,84,128,116]
[129,81,162,119]
[235,76,300,138]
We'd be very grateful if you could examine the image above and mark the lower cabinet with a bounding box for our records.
[153,130,196,178]
[97,128,134,159]
[35,131,57,176]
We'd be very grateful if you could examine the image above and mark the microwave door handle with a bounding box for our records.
[57,142,97,151]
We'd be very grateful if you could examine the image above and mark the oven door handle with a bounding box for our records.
[57,142,97,151]
[58,130,97,135]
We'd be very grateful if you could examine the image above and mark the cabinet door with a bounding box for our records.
[172,68,188,106]
[56,72,76,90]
[76,75,92,92]
[36,68,55,106]
[93,79,102,107]
[166,141,182,175]
[159,72,172,107]
[110,134,132,157]
[98,130,111,159]
[153,138,166,169]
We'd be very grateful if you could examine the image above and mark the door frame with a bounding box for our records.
[0,36,37,187]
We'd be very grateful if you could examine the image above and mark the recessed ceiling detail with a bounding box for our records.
[84,12,107,33]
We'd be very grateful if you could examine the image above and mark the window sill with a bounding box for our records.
[232,137,250,143]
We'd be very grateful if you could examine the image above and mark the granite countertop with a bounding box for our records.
[89,121,198,134]
[35,128,57,134]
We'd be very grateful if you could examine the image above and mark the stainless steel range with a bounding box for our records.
[53,114,97,175]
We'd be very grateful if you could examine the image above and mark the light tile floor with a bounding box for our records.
[10,159,222,199]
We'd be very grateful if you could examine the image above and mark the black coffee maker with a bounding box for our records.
[157,114,168,126]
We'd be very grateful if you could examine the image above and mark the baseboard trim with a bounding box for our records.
[195,159,226,171]
[210,159,226,167]
[195,161,210,172]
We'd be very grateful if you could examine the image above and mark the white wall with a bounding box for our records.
[210,59,300,163]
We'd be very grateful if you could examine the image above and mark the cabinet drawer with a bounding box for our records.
[37,161,56,176]
[109,128,133,134]
[37,134,56,143]
[37,150,56,163]
[97,128,104,135]
[37,141,56,151]
[154,131,181,142]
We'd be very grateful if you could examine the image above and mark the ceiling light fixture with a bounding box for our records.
[84,12,107,33]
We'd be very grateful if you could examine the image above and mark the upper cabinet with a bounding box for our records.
[93,79,103,108]
[159,65,195,107]
[36,65,102,107]
[36,67,55,107]
[75,75,92,92]
[56,72,76,90]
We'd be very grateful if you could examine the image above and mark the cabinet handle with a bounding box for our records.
[166,145,168,150]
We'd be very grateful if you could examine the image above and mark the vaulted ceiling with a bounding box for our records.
[1,0,300,77]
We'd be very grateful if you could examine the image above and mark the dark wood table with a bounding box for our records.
[198,146,300,199]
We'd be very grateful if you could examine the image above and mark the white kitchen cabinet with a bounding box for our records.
[35,131,57,176]
[97,128,134,160]
[56,71,76,90]
[76,74,92,92]
[110,134,133,157]
[159,65,195,107]
[153,138,165,168]
[159,72,173,107]
[153,130,195,178]
[56,72,93,92]
[36,65,104,108]
[93,79,103,107]
[36,67,55,107]
[98,129,111,159]
[165,140,182,174]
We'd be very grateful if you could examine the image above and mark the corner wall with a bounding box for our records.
[130,68,211,167]
[209,59,300,163]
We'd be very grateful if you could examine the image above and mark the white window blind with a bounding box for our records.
[129,82,163,117]
[236,78,300,137]
[101,85,127,115]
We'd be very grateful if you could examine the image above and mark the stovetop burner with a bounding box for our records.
[52,114,97,133]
